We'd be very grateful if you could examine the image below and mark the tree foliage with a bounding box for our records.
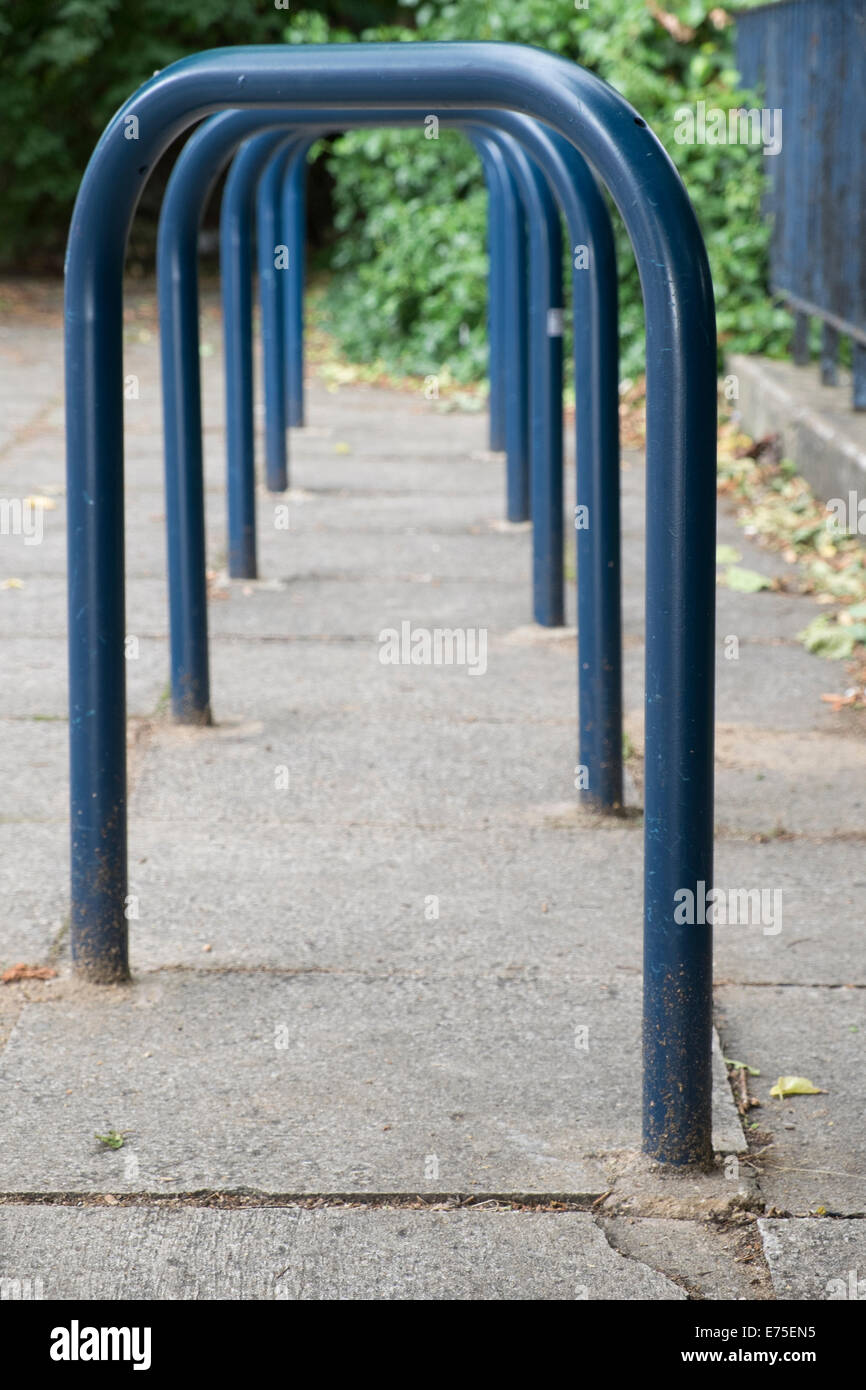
[313,0,788,378]
[0,0,399,267]
[1,0,788,377]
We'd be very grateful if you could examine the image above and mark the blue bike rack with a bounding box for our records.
[473,136,507,455]
[156,106,532,721]
[278,130,512,454]
[258,114,623,802]
[227,121,544,582]
[252,121,560,615]
[256,141,294,495]
[275,126,529,518]
[221,130,295,576]
[277,130,508,451]
[66,42,717,1167]
[280,139,313,431]
[481,128,563,627]
[159,106,621,796]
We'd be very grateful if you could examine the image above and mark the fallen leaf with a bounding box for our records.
[1,963,57,983]
[335,441,351,455]
[725,566,771,593]
[769,1076,826,1098]
[94,1130,125,1150]
[23,495,57,511]
[735,432,781,462]
[1,578,23,590]
[799,615,860,659]
[821,691,861,711]
[724,1057,760,1076]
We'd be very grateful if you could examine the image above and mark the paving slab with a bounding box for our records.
[207,629,579,726]
[602,1215,773,1300]
[713,725,866,836]
[129,710,584,831]
[122,822,644,974]
[0,822,68,966]
[125,670,860,842]
[758,1217,866,1300]
[284,452,515,496]
[0,494,172,580]
[108,439,523,500]
[620,560,821,644]
[713,637,846,740]
[254,525,535,586]
[0,720,68,823]
[0,970,742,1194]
[622,642,845,741]
[715,985,866,1215]
[122,823,866,988]
[0,1205,685,1300]
[249,489,522,534]
[0,638,167,718]
[713,838,866,987]
[5,572,549,642]
[3,289,865,1297]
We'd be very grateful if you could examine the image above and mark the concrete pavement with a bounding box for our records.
[0,283,863,1299]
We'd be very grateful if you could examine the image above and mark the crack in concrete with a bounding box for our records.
[0,1191,603,1210]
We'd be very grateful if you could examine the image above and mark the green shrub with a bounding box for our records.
[308,0,789,380]
[321,126,488,381]
[1,0,791,383]
[0,0,402,268]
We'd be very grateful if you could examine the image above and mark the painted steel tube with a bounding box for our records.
[66,43,716,1168]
